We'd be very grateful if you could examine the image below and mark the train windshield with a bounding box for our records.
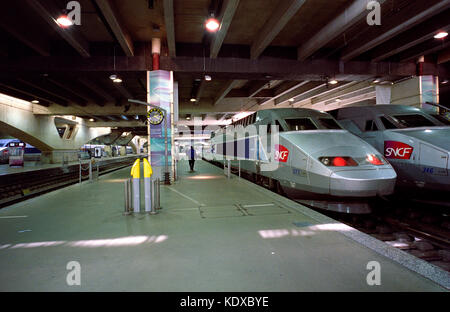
[392,114,437,128]
[317,118,342,129]
[284,118,317,131]
[430,114,450,125]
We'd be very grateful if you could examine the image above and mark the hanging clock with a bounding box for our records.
[147,107,164,125]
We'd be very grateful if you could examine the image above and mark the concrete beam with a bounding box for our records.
[77,78,116,103]
[26,0,90,57]
[214,80,242,105]
[297,0,387,61]
[210,0,240,58]
[258,81,310,106]
[163,0,176,57]
[0,8,50,56]
[341,0,450,61]
[0,96,110,158]
[371,10,450,62]
[251,0,306,59]
[438,47,450,65]
[248,81,269,97]
[87,121,144,128]
[195,80,207,103]
[94,0,134,56]
[32,102,147,116]
[400,41,450,63]
[0,56,442,79]
[17,79,81,106]
[275,82,326,106]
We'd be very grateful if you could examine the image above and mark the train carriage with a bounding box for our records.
[206,108,397,213]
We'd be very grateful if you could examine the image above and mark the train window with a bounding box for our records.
[393,114,437,128]
[379,116,397,129]
[364,120,378,131]
[284,118,317,131]
[274,120,283,132]
[430,114,450,125]
[318,118,342,130]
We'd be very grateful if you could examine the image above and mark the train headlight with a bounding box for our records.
[319,156,358,167]
[366,154,384,165]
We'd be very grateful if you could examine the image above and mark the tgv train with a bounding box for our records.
[205,108,397,213]
[0,139,41,163]
[331,105,450,197]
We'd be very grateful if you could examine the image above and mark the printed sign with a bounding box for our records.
[275,144,289,163]
[384,141,414,160]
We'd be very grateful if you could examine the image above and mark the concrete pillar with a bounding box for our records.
[0,94,111,164]
[104,145,112,157]
[119,146,127,156]
[390,76,439,113]
[375,85,392,105]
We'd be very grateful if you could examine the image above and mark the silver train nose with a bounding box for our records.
[329,168,397,197]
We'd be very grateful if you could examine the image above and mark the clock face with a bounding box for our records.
[147,108,164,125]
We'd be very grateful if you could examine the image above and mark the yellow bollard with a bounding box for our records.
[131,158,140,178]
[143,158,153,178]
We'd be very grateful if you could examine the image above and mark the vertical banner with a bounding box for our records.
[148,70,173,178]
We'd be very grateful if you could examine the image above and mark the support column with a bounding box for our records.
[148,37,173,184]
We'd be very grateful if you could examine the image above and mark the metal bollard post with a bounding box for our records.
[130,159,141,213]
[227,160,231,179]
[155,178,161,210]
[79,160,82,185]
[127,178,132,214]
[89,160,93,183]
[124,179,131,215]
[96,162,99,180]
[239,160,241,179]
[144,176,153,214]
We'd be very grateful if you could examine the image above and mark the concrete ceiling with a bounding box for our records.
[0,0,449,134]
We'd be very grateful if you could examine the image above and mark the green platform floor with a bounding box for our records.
[0,160,448,291]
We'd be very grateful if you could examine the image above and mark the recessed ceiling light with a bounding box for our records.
[204,75,212,81]
[335,98,342,102]
[56,15,73,28]
[190,98,197,102]
[442,79,449,84]
[109,74,117,80]
[205,18,220,32]
[329,79,338,85]
[186,116,191,120]
[31,100,39,104]
[288,98,295,102]
[89,118,95,122]
[434,31,448,39]
[113,78,122,83]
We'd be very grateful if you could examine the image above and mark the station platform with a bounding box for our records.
[0,160,448,291]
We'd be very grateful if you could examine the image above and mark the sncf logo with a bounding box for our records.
[275,144,289,163]
[384,141,414,160]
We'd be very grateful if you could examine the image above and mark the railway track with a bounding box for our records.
[0,156,139,208]
[324,199,450,272]
[206,159,450,273]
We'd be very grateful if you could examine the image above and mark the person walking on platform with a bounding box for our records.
[188,146,196,172]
